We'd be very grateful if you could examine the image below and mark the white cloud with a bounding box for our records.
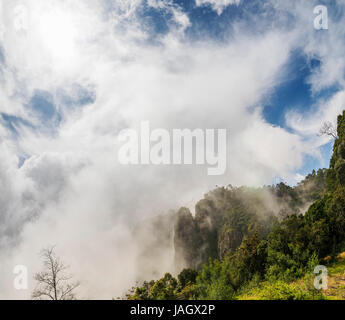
[286,91,345,139]
[268,0,345,92]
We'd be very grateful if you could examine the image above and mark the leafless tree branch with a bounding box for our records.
[318,121,338,139]
[32,246,80,300]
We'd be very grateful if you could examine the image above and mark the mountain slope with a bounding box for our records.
[127,111,345,300]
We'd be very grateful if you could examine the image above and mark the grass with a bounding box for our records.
[238,252,345,300]
[322,253,345,300]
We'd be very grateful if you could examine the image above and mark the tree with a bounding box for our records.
[149,273,178,300]
[32,246,80,300]
[318,121,338,139]
[177,269,199,290]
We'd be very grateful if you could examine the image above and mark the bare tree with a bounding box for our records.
[32,246,80,300]
[318,121,338,139]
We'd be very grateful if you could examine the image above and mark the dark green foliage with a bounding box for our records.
[127,269,199,300]
[194,258,236,300]
[177,269,199,290]
[149,273,178,300]
[233,231,268,283]
[335,159,345,186]
[265,214,318,281]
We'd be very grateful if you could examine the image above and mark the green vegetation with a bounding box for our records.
[127,111,345,300]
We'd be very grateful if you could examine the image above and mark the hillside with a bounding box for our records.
[126,111,345,300]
